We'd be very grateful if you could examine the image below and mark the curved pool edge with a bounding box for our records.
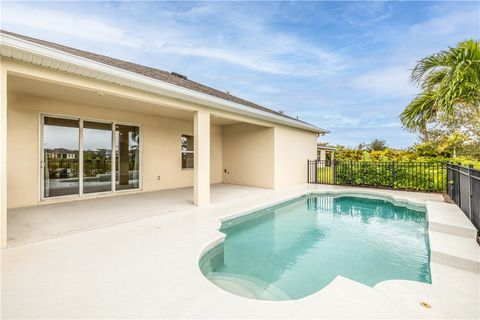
[197,188,434,302]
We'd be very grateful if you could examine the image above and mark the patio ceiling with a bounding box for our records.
[8,75,250,127]
[8,74,195,121]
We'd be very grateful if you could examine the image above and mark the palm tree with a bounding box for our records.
[400,40,480,139]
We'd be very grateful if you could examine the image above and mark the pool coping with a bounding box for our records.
[198,187,480,303]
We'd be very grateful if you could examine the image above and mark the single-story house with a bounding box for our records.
[317,144,335,163]
[0,30,327,246]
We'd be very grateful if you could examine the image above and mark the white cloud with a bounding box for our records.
[0,3,138,47]
[409,9,479,39]
[152,40,341,76]
[350,66,417,97]
[341,2,392,26]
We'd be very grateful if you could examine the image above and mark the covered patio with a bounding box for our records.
[6,183,271,246]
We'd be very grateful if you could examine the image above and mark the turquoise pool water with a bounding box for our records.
[200,193,431,300]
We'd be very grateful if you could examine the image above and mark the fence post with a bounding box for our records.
[468,164,473,220]
[446,161,449,195]
[449,161,452,194]
[333,160,337,185]
[315,160,318,184]
[349,160,353,185]
[391,160,395,189]
[307,160,310,183]
[457,162,462,207]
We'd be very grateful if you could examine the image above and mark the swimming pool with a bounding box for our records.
[200,193,431,300]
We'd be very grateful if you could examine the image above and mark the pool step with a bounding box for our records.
[208,273,291,300]
[429,231,480,273]
[427,202,477,239]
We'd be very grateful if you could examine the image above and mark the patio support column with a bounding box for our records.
[0,67,7,247]
[194,110,210,206]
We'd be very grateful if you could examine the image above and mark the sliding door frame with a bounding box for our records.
[39,112,142,202]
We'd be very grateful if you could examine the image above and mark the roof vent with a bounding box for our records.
[278,110,284,115]
[226,91,230,95]
[171,72,188,80]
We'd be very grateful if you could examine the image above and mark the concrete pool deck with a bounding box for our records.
[2,184,479,319]
[6,183,272,245]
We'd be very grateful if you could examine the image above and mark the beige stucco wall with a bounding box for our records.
[274,125,318,189]
[1,63,7,245]
[7,93,224,208]
[222,123,275,189]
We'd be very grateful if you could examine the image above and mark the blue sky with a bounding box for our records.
[2,1,479,148]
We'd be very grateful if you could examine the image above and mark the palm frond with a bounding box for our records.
[410,50,450,85]
[403,39,480,133]
[420,69,447,91]
[400,91,438,131]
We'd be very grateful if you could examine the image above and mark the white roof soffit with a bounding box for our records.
[0,33,328,133]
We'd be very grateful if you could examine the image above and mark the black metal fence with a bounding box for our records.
[45,158,79,178]
[45,156,112,179]
[446,163,480,230]
[308,160,446,192]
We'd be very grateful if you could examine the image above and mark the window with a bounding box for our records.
[181,135,194,169]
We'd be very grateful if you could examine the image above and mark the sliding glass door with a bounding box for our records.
[43,117,80,198]
[115,124,140,190]
[83,121,113,194]
[42,115,140,199]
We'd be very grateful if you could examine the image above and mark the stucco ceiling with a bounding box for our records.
[7,74,195,121]
[8,74,244,127]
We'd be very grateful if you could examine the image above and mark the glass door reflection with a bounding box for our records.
[43,117,80,198]
[115,124,140,190]
[83,121,113,193]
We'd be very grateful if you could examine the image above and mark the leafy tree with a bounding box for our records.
[439,132,469,158]
[400,40,480,137]
[368,139,388,151]
[437,104,480,141]
[414,130,469,158]
[412,104,480,159]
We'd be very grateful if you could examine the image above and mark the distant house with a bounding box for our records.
[46,148,77,159]
[317,144,335,164]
